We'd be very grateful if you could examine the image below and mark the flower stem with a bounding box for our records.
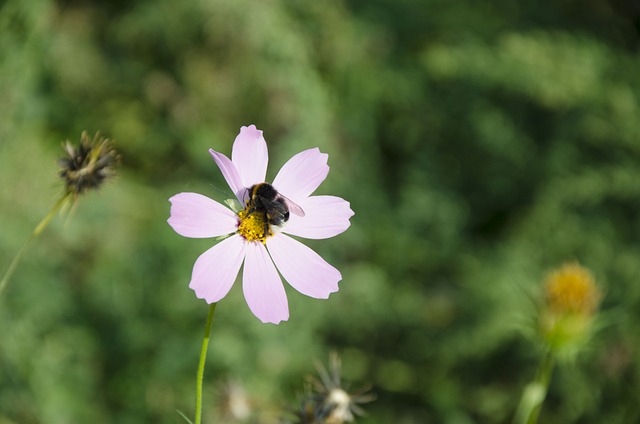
[513,350,555,424]
[195,302,217,424]
[0,193,72,297]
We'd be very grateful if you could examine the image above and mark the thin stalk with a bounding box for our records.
[195,303,217,424]
[527,351,555,424]
[0,193,72,297]
[513,350,556,424]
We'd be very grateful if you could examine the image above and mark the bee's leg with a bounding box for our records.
[263,221,269,239]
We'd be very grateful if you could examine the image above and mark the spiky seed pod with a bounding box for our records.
[287,353,375,424]
[58,131,120,196]
[287,390,331,424]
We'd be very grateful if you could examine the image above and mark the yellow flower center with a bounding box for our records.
[544,262,600,316]
[237,207,272,244]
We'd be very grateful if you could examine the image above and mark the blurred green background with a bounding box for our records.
[2,0,640,423]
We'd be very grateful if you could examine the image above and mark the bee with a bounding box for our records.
[245,183,305,237]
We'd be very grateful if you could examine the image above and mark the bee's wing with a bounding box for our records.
[266,207,288,224]
[281,195,305,217]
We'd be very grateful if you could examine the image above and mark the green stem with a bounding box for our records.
[195,303,217,424]
[0,194,72,297]
[33,194,73,237]
[513,350,556,424]
[527,351,555,424]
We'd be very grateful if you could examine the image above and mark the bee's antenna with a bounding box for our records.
[241,188,250,204]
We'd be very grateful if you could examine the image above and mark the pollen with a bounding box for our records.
[237,208,271,244]
[544,262,600,316]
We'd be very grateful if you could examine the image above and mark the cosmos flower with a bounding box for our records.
[168,125,354,324]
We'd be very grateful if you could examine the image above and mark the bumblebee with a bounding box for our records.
[245,183,305,237]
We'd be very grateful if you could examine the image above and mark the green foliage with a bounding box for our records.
[1,0,640,423]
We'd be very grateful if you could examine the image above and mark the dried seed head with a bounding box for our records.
[59,131,120,196]
[287,353,374,424]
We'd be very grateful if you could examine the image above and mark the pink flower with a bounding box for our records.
[168,125,354,324]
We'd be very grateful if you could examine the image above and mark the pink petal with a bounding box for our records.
[267,234,341,299]
[242,242,289,324]
[232,125,268,189]
[168,193,238,238]
[189,235,246,303]
[209,149,245,203]
[272,148,329,202]
[283,195,354,239]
